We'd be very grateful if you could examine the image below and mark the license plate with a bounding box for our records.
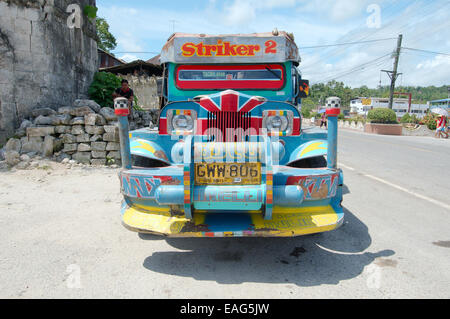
[195,163,261,185]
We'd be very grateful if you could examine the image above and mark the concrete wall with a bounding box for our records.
[118,73,161,110]
[0,0,98,143]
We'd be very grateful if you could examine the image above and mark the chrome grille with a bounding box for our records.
[206,112,252,142]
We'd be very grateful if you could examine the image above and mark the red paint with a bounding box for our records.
[115,108,129,116]
[176,64,285,90]
[326,108,341,116]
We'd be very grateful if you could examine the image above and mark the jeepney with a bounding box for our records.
[115,31,344,237]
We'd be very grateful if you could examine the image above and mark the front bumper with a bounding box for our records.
[121,201,344,238]
[119,165,344,237]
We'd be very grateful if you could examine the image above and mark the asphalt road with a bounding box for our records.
[0,128,449,299]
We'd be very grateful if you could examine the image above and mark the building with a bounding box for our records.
[429,98,450,111]
[100,60,163,110]
[98,49,125,69]
[350,97,429,119]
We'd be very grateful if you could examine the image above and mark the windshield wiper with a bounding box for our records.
[265,67,281,80]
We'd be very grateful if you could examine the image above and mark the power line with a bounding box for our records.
[309,53,392,84]
[301,37,397,50]
[402,47,450,57]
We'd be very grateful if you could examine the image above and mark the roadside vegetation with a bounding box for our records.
[367,108,398,124]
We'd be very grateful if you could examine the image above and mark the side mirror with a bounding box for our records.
[298,80,310,98]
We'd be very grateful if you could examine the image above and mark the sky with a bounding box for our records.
[97,0,450,88]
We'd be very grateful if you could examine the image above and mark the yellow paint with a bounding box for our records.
[251,205,339,236]
[122,203,342,237]
[132,140,156,154]
[123,205,206,237]
[299,142,327,158]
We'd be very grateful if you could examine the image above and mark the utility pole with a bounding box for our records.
[382,34,403,109]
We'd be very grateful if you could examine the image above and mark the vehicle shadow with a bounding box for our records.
[141,207,394,286]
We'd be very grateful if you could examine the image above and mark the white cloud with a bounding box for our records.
[97,0,449,88]
[119,54,139,62]
[223,1,256,26]
[414,55,450,86]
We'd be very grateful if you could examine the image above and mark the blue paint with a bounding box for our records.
[117,116,132,169]
[327,115,338,169]
[288,140,328,164]
[204,213,254,233]
[130,139,170,164]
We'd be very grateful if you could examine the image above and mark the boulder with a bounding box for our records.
[70,117,85,125]
[71,106,94,117]
[76,133,91,143]
[62,144,77,154]
[55,126,70,134]
[0,161,8,170]
[5,151,20,166]
[27,127,55,137]
[61,134,77,144]
[99,107,116,122]
[90,134,103,142]
[85,113,106,126]
[19,154,31,162]
[52,114,72,125]
[85,125,105,135]
[42,136,54,157]
[16,120,33,137]
[21,137,43,153]
[31,107,56,117]
[91,142,107,152]
[16,161,30,170]
[58,106,74,115]
[78,143,92,152]
[106,142,120,151]
[103,132,119,142]
[20,120,33,130]
[92,151,107,159]
[34,115,54,126]
[5,138,21,153]
[72,152,92,164]
[73,99,101,113]
[71,125,85,135]
[104,124,119,134]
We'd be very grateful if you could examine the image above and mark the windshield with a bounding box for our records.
[175,64,285,90]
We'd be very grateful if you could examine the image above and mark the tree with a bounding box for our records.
[96,18,117,53]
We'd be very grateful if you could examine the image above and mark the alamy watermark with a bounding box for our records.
[364,263,382,289]
[66,264,82,289]
[366,4,381,29]
[66,4,83,29]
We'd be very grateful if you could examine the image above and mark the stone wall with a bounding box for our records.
[0,0,98,144]
[1,99,159,168]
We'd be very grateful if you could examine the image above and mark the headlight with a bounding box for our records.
[173,114,194,131]
[263,110,294,135]
[266,115,289,131]
[168,110,197,135]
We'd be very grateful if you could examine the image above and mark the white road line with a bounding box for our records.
[338,163,450,211]
[339,163,355,171]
